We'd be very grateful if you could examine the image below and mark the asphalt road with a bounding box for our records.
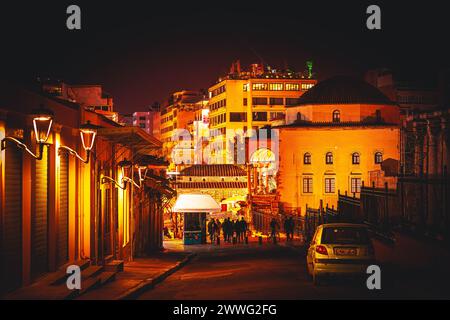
[138,244,391,300]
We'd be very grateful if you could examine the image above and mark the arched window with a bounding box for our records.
[325,152,333,164]
[352,152,360,165]
[304,152,312,164]
[332,110,341,123]
[375,152,383,164]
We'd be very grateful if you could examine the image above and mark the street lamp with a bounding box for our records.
[101,158,147,190]
[59,121,100,164]
[1,106,54,160]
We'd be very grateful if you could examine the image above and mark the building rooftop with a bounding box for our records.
[291,75,396,106]
[176,181,248,189]
[180,164,247,177]
[277,120,398,129]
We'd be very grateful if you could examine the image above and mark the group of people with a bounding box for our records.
[269,217,295,241]
[207,217,248,244]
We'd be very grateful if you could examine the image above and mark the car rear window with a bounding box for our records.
[321,227,370,245]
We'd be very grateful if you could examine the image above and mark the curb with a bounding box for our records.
[117,252,196,300]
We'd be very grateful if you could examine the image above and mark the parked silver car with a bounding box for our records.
[306,223,376,285]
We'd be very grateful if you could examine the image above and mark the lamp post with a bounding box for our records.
[101,158,147,189]
[1,106,54,160]
[100,158,147,262]
[59,121,100,164]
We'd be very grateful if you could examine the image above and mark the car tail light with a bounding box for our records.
[315,245,328,255]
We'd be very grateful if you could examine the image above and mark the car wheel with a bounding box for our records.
[306,261,313,278]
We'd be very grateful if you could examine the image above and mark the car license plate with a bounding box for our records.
[334,248,357,256]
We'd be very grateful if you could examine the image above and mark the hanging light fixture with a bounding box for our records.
[102,158,146,190]
[136,164,148,183]
[1,105,54,160]
[59,120,101,164]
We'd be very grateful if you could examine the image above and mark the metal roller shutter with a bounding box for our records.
[1,147,23,293]
[31,147,49,279]
[57,153,69,267]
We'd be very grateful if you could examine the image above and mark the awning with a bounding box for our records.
[145,176,175,198]
[97,126,162,161]
[173,193,221,213]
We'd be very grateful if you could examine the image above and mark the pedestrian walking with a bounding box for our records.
[284,218,290,241]
[239,217,247,243]
[235,219,241,243]
[288,217,295,241]
[207,219,213,242]
[208,218,217,244]
[224,218,231,242]
[270,218,279,243]
[216,220,222,243]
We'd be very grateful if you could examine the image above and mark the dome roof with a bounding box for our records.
[293,76,396,106]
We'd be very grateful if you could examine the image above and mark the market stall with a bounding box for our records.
[173,193,221,245]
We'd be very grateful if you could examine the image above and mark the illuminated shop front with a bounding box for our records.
[173,193,221,245]
[0,85,169,294]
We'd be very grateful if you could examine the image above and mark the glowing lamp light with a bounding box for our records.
[32,106,54,144]
[79,120,98,151]
[1,105,54,160]
[118,158,133,181]
[58,120,101,164]
[136,164,148,182]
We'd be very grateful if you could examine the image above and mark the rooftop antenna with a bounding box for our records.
[306,60,313,78]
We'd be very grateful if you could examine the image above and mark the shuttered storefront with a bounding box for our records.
[31,147,49,279]
[57,153,69,267]
[1,147,23,293]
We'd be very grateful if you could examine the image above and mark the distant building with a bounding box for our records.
[160,90,206,165]
[175,164,248,204]
[276,76,401,211]
[118,113,133,126]
[207,61,317,164]
[41,80,118,122]
[365,69,439,115]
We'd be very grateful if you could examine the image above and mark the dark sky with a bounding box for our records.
[0,0,448,113]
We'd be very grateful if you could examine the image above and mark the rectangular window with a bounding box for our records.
[252,112,267,122]
[243,83,249,92]
[269,97,284,105]
[139,116,146,120]
[285,83,300,91]
[230,112,247,122]
[252,97,268,105]
[325,178,335,194]
[301,83,314,90]
[211,85,226,97]
[252,83,268,91]
[269,112,285,121]
[285,98,300,106]
[269,83,284,91]
[351,178,362,194]
[303,177,313,193]
[243,98,247,106]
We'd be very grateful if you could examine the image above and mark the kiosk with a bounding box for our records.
[173,193,221,245]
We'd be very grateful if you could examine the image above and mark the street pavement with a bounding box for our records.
[137,236,450,300]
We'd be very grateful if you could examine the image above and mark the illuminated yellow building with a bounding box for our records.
[277,76,401,212]
[0,84,168,295]
[207,61,316,163]
[160,90,207,167]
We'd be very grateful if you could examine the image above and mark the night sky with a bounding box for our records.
[0,0,448,113]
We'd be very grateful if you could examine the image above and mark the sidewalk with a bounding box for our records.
[77,251,194,300]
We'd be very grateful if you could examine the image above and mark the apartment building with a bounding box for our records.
[207,61,317,163]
